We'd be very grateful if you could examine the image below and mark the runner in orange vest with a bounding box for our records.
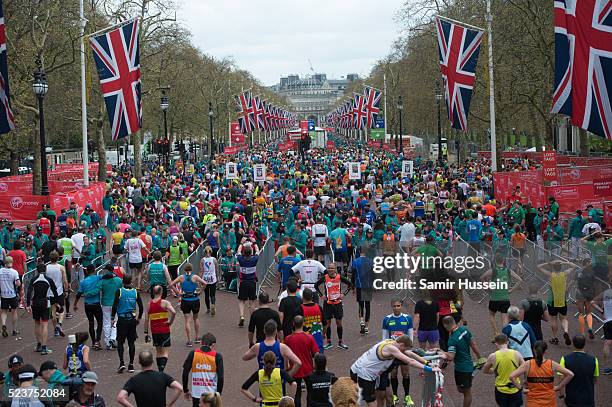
[315,264,352,350]
[182,332,224,407]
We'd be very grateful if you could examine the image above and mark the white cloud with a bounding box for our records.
[177,0,402,85]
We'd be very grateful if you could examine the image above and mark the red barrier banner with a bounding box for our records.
[48,181,88,194]
[545,184,602,213]
[278,141,297,151]
[0,180,32,194]
[558,166,612,184]
[593,178,612,197]
[478,151,492,159]
[0,195,49,221]
[224,146,242,155]
[493,171,545,206]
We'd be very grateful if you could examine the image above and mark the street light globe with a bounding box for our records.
[160,95,169,112]
[397,96,403,111]
[208,102,214,117]
[32,68,48,97]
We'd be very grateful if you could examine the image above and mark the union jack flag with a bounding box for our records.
[0,0,15,134]
[252,95,266,130]
[90,18,142,141]
[353,93,368,130]
[261,99,270,130]
[363,86,382,128]
[552,0,612,140]
[235,90,255,134]
[435,16,483,132]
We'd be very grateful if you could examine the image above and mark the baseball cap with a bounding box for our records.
[81,371,98,384]
[8,354,23,368]
[38,361,57,376]
[17,364,37,381]
[172,236,178,241]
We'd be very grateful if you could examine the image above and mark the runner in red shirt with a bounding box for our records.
[284,315,319,407]
[8,241,27,277]
[143,285,176,372]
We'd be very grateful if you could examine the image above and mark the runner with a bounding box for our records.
[413,291,440,350]
[482,334,525,407]
[26,263,62,355]
[0,257,20,339]
[300,288,325,353]
[351,245,374,335]
[519,283,549,342]
[63,332,91,377]
[248,292,282,347]
[350,336,438,407]
[236,246,259,327]
[181,333,224,407]
[199,246,218,315]
[241,351,297,407]
[381,299,415,406]
[74,264,103,350]
[292,249,326,303]
[304,353,337,407]
[170,263,207,347]
[284,315,319,407]
[537,260,577,346]
[146,251,172,299]
[242,319,302,375]
[314,263,352,350]
[112,275,144,373]
[143,285,176,372]
[509,341,573,407]
[45,251,68,338]
[125,230,150,291]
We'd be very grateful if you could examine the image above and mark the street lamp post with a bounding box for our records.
[397,96,403,155]
[208,102,215,161]
[33,59,49,196]
[160,91,169,167]
[435,81,443,166]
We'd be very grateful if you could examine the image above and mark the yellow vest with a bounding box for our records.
[494,350,520,394]
[258,368,283,405]
[551,272,567,307]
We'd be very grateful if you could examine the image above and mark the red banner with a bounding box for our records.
[0,180,32,194]
[223,146,242,155]
[0,195,49,221]
[230,121,245,145]
[299,120,308,136]
[542,151,558,182]
[326,140,336,149]
[278,141,297,151]
[558,166,612,184]
[593,178,612,197]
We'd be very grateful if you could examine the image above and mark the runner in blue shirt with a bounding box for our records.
[277,246,301,290]
[381,299,415,406]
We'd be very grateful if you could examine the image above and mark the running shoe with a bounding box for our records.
[93,342,102,351]
[364,327,369,334]
[211,306,216,316]
[588,329,595,340]
[35,344,42,353]
[549,337,559,345]
[41,347,52,355]
[1,325,7,338]
[128,364,135,373]
[337,342,349,350]
[404,395,415,406]
[109,340,117,348]
[12,330,20,337]
[56,326,65,337]
[603,367,612,375]
[323,342,333,350]
[186,341,193,347]
[206,309,210,314]
[117,365,126,374]
[194,339,202,344]
[392,394,399,405]
[239,317,245,327]
[65,313,73,319]
[53,327,60,337]
[563,332,571,346]
[360,322,366,335]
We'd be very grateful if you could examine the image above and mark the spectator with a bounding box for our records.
[69,371,106,407]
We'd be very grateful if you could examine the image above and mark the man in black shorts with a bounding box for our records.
[112,275,144,373]
[170,263,206,347]
[144,285,176,372]
[315,263,352,350]
[236,246,259,327]
[26,263,62,355]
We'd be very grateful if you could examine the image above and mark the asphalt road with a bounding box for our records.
[1,285,610,406]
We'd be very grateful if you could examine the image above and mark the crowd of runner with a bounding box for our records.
[0,135,610,406]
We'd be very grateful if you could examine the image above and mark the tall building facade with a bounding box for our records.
[271,73,358,125]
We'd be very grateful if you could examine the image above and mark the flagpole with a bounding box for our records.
[228,78,232,148]
[80,0,89,185]
[383,72,388,143]
[437,15,485,32]
[486,0,498,171]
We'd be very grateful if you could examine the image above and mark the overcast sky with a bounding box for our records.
[177,0,403,86]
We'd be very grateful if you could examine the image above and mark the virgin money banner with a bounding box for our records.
[558,166,612,184]
[230,121,245,145]
[545,184,599,213]
[542,151,558,182]
[0,181,32,194]
[49,181,87,194]
[278,141,297,151]
[593,178,612,197]
[0,195,49,221]
[224,146,242,155]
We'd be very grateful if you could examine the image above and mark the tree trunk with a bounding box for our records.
[579,128,589,156]
[9,151,19,176]
[96,107,107,181]
[134,130,141,178]
[32,116,42,195]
